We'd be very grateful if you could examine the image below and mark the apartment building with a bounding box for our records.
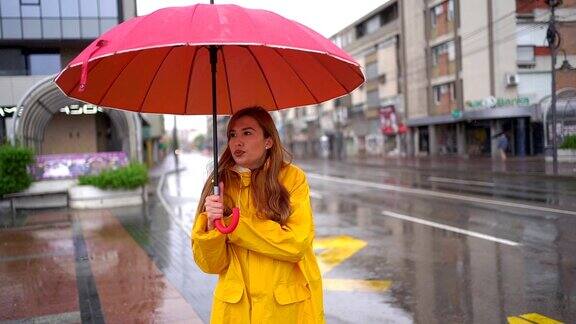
[0,0,165,168]
[281,0,403,159]
[403,0,576,158]
[209,1,575,160]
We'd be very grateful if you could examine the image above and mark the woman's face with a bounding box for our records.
[228,116,273,169]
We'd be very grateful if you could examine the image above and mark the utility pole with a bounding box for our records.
[546,0,562,175]
[172,115,180,170]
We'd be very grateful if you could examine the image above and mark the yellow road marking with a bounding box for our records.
[507,317,532,324]
[314,235,389,292]
[507,313,563,324]
[323,279,391,292]
[314,235,367,275]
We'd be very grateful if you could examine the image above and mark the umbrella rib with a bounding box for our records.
[138,46,176,113]
[309,53,350,93]
[272,48,320,104]
[97,52,141,106]
[244,46,279,110]
[184,46,201,114]
[220,47,234,115]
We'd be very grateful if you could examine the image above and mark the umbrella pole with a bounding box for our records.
[210,45,219,196]
[210,44,240,234]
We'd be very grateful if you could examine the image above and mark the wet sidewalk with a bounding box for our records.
[318,155,576,179]
[0,203,211,323]
[1,153,216,323]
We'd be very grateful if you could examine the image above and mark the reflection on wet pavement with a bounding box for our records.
[0,211,78,321]
[0,207,204,323]
[311,187,575,324]
[161,153,211,235]
[300,160,576,211]
[1,153,574,323]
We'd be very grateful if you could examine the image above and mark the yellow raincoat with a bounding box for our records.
[192,164,324,323]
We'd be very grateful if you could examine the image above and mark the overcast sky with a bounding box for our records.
[136,0,387,131]
[136,0,387,37]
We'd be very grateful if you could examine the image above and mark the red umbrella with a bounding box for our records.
[55,2,364,233]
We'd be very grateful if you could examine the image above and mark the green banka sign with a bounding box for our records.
[451,110,462,118]
[465,96,530,109]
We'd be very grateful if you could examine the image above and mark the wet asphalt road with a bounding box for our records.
[158,153,576,323]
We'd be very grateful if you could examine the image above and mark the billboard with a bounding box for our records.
[380,105,407,135]
[31,151,128,180]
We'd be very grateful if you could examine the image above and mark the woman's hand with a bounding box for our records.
[204,182,224,231]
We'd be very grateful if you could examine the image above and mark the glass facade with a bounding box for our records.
[0,0,119,39]
[0,49,61,75]
[27,53,60,75]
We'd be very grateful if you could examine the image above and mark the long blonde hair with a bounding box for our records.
[196,107,293,225]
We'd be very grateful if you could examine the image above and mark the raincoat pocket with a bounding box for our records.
[214,280,244,303]
[273,283,311,305]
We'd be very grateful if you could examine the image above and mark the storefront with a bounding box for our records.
[407,99,541,157]
[465,120,490,155]
[436,123,457,154]
[6,77,144,180]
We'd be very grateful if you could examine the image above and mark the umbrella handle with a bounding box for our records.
[215,207,240,234]
[79,39,107,92]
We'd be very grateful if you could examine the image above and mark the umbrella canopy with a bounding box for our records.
[54,4,365,114]
[55,3,364,233]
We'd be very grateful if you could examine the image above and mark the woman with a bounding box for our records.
[192,107,324,323]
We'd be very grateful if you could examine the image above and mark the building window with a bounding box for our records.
[433,83,454,104]
[380,3,398,25]
[431,41,455,66]
[0,49,26,75]
[80,0,98,17]
[431,1,453,27]
[356,23,366,39]
[60,0,80,17]
[365,61,378,80]
[21,4,40,17]
[99,0,118,17]
[41,0,60,17]
[367,89,380,108]
[1,0,21,17]
[517,46,535,65]
[366,15,380,34]
[431,3,444,28]
[355,3,398,39]
[516,23,548,46]
[27,53,61,75]
[0,49,60,75]
[448,0,454,21]
[433,85,441,104]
